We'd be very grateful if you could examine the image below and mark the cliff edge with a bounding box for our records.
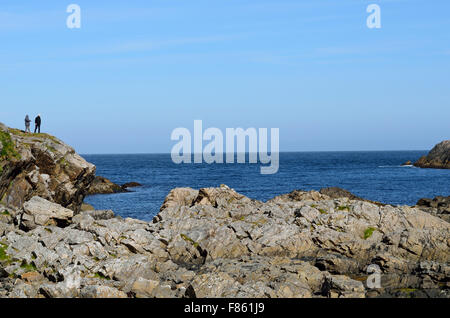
[0,122,95,213]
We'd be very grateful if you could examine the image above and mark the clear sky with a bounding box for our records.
[1,0,449,154]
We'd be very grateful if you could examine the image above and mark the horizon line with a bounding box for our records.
[80,149,428,156]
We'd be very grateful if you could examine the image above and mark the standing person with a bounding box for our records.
[34,114,41,133]
[24,115,31,133]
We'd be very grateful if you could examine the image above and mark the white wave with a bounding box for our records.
[378,165,415,168]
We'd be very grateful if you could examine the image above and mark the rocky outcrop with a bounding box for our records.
[270,187,385,206]
[87,176,142,195]
[0,123,95,213]
[416,196,450,222]
[1,185,448,298]
[319,187,385,206]
[414,140,450,169]
[87,176,124,195]
[122,182,142,189]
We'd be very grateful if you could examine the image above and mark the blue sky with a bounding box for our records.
[0,0,449,153]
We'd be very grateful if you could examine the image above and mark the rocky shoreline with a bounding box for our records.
[1,185,449,298]
[1,123,449,298]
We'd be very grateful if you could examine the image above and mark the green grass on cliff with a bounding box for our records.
[0,242,10,262]
[0,131,20,161]
[318,208,328,215]
[180,233,199,248]
[20,260,37,272]
[94,272,110,280]
[9,128,62,145]
[364,227,377,240]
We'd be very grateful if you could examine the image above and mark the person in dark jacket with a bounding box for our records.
[34,114,41,133]
[25,115,31,133]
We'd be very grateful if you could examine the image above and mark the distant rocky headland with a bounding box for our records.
[413,140,450,169]
[0,122,449,298]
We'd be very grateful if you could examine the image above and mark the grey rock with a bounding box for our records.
[20,196,73,230]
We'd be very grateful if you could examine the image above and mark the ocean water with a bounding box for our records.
[82,152,450,221]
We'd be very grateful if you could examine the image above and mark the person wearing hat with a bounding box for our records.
[34,114,41,133]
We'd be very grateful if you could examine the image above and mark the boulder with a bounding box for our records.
[20,196,73,230]
[414,140,450,169]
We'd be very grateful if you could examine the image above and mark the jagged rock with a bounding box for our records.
[87,176,125,195]
[319,187,384,206]
[414,140,450,169]
[0,123,95,212]
[158,187,199,212]
[153,185,449,297]
[269,189,329,203]
[19,196,73,230]
[319,187,364,200]
[416,196,450,222]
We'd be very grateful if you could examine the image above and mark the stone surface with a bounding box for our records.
[19,196,73,230]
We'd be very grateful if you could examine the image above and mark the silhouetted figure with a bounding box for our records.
[25,115,31,133]
[34,114,41,133]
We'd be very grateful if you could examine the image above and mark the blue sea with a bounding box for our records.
[82,152,450,221]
